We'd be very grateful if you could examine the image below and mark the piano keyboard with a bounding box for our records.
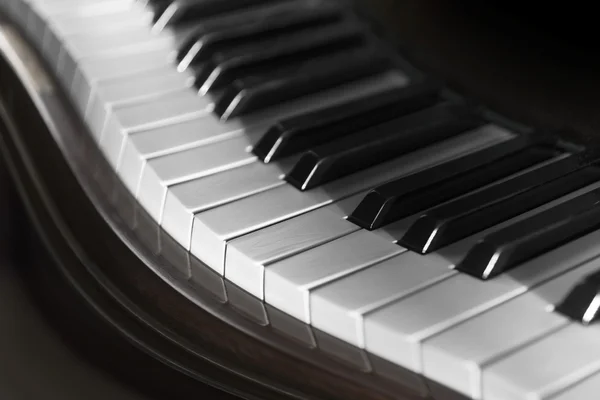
[3,1,600,399]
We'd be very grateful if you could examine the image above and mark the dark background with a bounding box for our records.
[356,1,600,147]
[0,167,150,400]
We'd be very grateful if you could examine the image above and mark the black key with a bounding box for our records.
[457,189,600,280]
[177,4,342,69]
[349,136,559,230]
[285,103,483,191]
[147,0,175,18]
[176,7,288,67]
[196,21,364,93]
[400,156,600,254]
[214,46,392,120]
[556,264,600,324]
[154,0,279,27]
[253,82,440,163]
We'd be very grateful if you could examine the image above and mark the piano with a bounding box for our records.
[0,1,600,399]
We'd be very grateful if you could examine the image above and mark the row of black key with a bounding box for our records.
[253,82,440,162]
[349,135,559,230]
[250,85,600,285]
[348,140,600,280]
[402,153,600,253]
[150,0,281,26]
[195,20,365,94]
[164,0,398,119]
[177,3,344,69]
[285,101,482,190]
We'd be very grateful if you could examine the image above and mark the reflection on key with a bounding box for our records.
[215,46,391,120]
[178,3,342,69]
[196,21,364,93]
[154,0,279,29]
[286,103,483,191]
[400,156,600,254]
[556,259,600,324]
[253,82,436,163]
[349,135,557,230]
[457,188,600,279]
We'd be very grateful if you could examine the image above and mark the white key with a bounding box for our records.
[86,67,194,139]
[31,1,133,48]
[265,230,405,322]
[34,1,140,51]
[364,180,600,373]
[422,236,600,399]
[124,71,408,161]
[63,27,175,60]
[226,193,364,298]
[69,48,175,114]
[137,135,259,222]
[100,90,213,166]
[482,322,600,400]
[105,89,214,137]
[48,8,153,37]
[136,72,411,240]
[118,113,256,195]
[126,113,251,160]
[190,126,511,273]
[311,250,455,348]
[144,134,260,188]
[33,0,134,18]
[47,13,156,73]
[163,157,295,251]
[551,372,600,400]
[44,5,154,67]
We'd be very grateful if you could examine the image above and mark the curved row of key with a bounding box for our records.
[3,1,600,399]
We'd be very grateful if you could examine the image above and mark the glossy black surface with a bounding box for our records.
[286,102,482,191]
[155,0,280,27]
[214,45,392,119]
[195,19,364,93]
[147,0,175,21]
[457,189,600,279]
[253,82,439,163]
[400,155,600,254]
[557,276,600,325]
[349,136,558,230]
[177,3,342,68]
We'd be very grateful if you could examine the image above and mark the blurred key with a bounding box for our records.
[215,46,392,120]
[154,0,279,29]
[178,3,342,69]
[196,21,364,93]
